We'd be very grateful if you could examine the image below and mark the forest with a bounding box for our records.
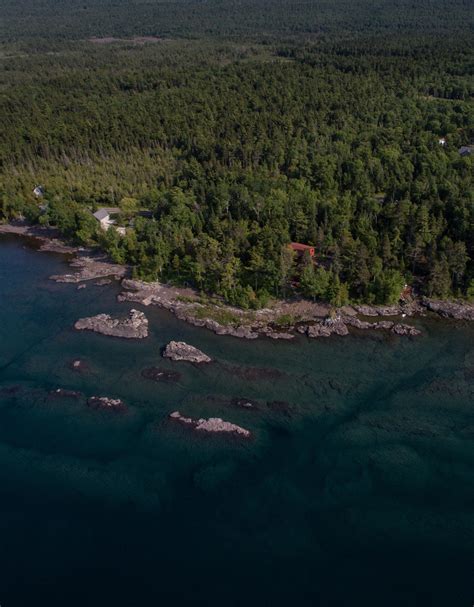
[1,0,473,307]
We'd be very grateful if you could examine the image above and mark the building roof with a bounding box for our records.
[458,145,473,156]
[93,209,110,221]
[289,242,315,252]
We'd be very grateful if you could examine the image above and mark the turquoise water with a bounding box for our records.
[0,235,472,606]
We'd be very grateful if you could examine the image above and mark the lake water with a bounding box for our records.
[0,235,472,607]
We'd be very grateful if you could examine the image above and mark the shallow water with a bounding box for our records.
[0,235,472,606]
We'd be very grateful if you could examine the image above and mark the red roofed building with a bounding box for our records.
[289,242,315,257]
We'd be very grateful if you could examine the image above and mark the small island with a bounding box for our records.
[163,341,212,363]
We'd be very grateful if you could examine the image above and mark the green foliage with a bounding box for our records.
[371,270,406,305]
[1,0,473,307]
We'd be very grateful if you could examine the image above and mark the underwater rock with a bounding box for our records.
[141,367,181,383]
[87,396,126,411]
[49,388,82,399]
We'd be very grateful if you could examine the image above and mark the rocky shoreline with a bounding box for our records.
[2,222,474,341]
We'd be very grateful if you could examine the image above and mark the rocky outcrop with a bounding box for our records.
[421,298,474,321]
[163,341,211,363]
[87,396,126,411]
[74,309,148,339]
[169,411,250,437]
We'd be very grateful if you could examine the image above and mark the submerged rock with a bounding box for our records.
[163,341,211,363]
[69,359,90,373]
[141,367,181,383]
[74,309,148,339]
[169,411,250,437]
[87,396,126,412]
[49,388,82,399]
[232,398,258,409]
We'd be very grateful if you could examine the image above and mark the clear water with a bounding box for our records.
[0,235,472,606]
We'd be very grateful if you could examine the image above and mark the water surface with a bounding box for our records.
[0,235,472,606]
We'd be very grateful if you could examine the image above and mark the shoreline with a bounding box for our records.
[2,222,473,340]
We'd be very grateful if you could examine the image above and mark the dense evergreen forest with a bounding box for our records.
[1,0,473,307]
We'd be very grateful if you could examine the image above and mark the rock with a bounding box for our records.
[232,398,258,409]
[141,367,181,383]
[77,284,87,290]
[306,317,349,338]
[261,327,295,339]
[70,359,88,372]
[343,317,373,330]
[169,411,250,437]
[163,341,211,363]
[353,304,401,317]
[74,309,148,339]
[87,396,126,412]
[391,323,421,336]
[373,320,394,331]
[94,278,112,286]
[421,298,474,321]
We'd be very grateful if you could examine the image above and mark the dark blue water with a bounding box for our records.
[0,235,472,606]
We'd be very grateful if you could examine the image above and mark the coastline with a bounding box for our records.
[2,222,473,340]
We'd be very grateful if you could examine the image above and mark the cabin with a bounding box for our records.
[289,242,315,258]
[33,185,45,197]
[92,207,121,231]
[93,208,113,230]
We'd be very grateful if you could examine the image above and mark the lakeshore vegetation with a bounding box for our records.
[1,0,473,308]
